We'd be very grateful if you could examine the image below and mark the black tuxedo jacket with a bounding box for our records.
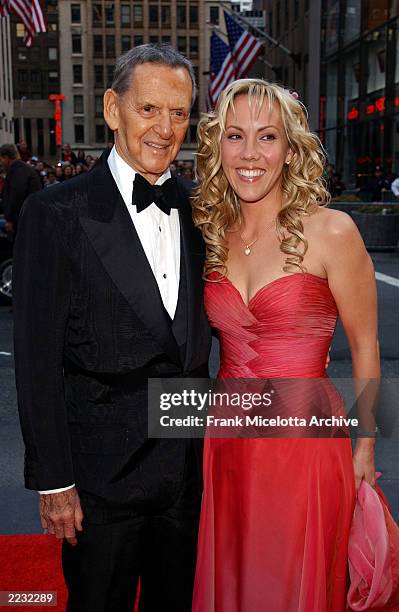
[13,150,211,508]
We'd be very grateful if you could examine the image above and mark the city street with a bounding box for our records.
[0,252,398,534]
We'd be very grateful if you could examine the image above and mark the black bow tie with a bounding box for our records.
[132,173,179,215]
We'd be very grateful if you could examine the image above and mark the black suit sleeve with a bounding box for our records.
[13,193,74,490]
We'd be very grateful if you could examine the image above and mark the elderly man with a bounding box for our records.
[13,44,211,612]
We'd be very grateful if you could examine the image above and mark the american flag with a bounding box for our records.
[0,0,47,47]
[224,11,263,78]
[208,31,236,109]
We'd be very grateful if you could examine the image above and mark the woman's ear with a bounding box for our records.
[103,89,119,131]
[285,148,294,165]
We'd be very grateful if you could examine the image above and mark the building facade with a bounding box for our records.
[322,0,399,186]
[255,0,322,132]
[59,0,215,158]
[10,0,59,159]
[0,14,14,146]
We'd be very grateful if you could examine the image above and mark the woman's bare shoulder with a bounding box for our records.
[304,207,360,243]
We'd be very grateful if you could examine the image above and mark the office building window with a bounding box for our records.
[134,35,144,46]
[93,3,102,25]
[71,3,81,23]
[95,95,103,116]
[94,64,104,87]
[18,70,28,82]
[74,95,84,114]
[75,124,84,143]
[149,36,159,44]
[105,3,114,25]
[210,6,219,25]
[121,4,131,27]
[149,5,158,25]
[106,65,114,87]
[94,35,103,57]
[161,5,171,26]
[48,47,58,61]
[133,4,143,26]
[189,4,198,27]
[31,70,40,83]
[73,64,83,84]
[178,36,186,53]
[72,33,82,54]
[96,124,105,143]
[189,37,198,58]
[48,71,59,83]
[162,35,171,43]
[121,35,131,53]
[106,35,115,58]
[177,4,186,27]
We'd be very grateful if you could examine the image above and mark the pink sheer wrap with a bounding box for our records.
[348,474,399,611]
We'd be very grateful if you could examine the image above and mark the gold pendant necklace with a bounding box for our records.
[240,233,258,256]
[239,218,277,256]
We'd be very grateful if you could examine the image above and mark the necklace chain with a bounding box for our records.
[240,218,277,256]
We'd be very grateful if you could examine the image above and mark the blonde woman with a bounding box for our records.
[192,80,378,611]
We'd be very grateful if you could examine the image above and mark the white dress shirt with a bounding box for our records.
[39,146,181,494]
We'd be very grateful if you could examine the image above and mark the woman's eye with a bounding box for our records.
[261,134,276,141]
[226,133,241,140]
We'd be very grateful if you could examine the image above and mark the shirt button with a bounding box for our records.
[159,226,162,232]
[163,273,167,279]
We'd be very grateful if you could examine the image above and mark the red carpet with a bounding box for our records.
[0,535,139,611]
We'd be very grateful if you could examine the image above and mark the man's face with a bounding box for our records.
[104,63,192,184]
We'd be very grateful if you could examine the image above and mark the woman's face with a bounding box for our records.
[221,94,292,206]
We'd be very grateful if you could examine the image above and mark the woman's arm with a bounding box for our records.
[323,210,379,490]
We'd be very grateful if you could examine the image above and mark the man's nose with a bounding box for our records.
[154,112,173,139]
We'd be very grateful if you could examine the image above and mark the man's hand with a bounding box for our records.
[4,221,14,233]
[40,487,84,546]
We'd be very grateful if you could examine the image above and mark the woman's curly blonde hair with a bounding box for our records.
[192,78,330,278]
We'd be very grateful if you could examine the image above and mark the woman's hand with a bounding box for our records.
[352,439,376,491]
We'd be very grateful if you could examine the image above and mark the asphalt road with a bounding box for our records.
[0,252,398,534]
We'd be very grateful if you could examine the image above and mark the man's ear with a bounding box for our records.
[103,89,119,131]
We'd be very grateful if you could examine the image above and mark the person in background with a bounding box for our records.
[331,172,346,198]
[45,169,59,187]
[75,163,86,175]
[390,174,399,201]
[63,164,75,180]
[61,143,77,165]
[17,140,32,163]
[367,165,390,201]
[0,143,42,237]
[76,150,86,165]
[55,165,64,182]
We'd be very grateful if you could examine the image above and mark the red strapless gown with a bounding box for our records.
[193,272,356,612]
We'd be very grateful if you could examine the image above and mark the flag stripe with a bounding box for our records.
[2,0,47,46]
[224,11,263,81]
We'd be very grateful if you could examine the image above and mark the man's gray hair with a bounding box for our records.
[0,143,19,159]
[111,43,197,107]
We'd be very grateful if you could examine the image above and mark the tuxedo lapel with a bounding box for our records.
[79,151,181,365]
[177,183,206,371]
